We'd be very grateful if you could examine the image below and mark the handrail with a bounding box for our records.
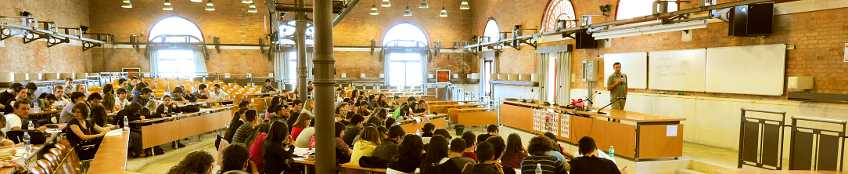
[741,107,786,115]
[792,116,848,124]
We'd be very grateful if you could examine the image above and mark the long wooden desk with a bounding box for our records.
[718,170,848,174]
[450,108,499,127]
[130,107,232,149]
[397,114,448,134]
[28,110,62,120]
[87,131,131,173]
[429,100,475,105]
[430,104,485,114]
[500,100,686,161]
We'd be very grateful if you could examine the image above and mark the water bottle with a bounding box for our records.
[27,121,35,131]
[123,116,130,131]
[23,132,31,153]
[535,163,543,174]
[416,129,420,135]
[609,146,615,159]
[33,105,40,113]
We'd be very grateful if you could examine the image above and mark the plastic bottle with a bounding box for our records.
[23,132,31,153]
[28,121,35,131]
[609,146,615,159]
[416,129,420,135]
[535,163,543,174]
[33,105,40,113]
[123,116,130,131]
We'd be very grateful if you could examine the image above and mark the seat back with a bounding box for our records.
[30,166,47,174]
[37,159,53,174]
[44,153,60,169]
[50,148,63,159]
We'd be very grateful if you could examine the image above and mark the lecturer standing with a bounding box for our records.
[606,62,627,110]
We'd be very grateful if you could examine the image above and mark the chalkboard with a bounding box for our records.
[706,44,786,96]
[604,52,648,89]
[648,49,707,92]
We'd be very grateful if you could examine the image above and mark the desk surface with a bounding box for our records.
[129,108,229,124]
[28,110,62,115]
[87,131,131,173]
[718,170,848,174]
[396,114,448,124]
[430,100,475,104]
[502,100,685,122]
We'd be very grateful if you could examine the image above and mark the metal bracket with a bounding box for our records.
[23,32,47,44]
[82,41,101,51]
[370,39,376,55]
[131,35,140,52]
[213,37,221,54]
[712,8,731,22]
[260,38,267,54]
[46,35,70,48]
[0,26,18,40]
[433,41,441,57]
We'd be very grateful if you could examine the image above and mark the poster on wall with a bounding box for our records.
[533,109,541,131]
[436,70,451,82]
[560,113,570,139]
[544,110,559,135]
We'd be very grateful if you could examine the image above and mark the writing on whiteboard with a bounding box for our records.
[653,56,687,77]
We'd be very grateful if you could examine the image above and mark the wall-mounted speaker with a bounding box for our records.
[728,2,774,37]
[575,29,596,49]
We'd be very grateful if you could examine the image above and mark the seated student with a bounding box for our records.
[223,108,249,145]
[52,86,70,109]
[387,134,424,174]
[2,85,26,115]
[2,102,48,134]
[268,105,288,124]
[260,79,276,93]
[263,121,295,174]
[342,114,365,147]
[294,123,315,148]
[22,82,37,107]
[421,123,436,137]
[461,131,478,162]
[130,82,147,97]
[114,103,148,157]
[462,141,516,174]
[85,93,103,109]
[356,101,371,116]
[60,92,87,124]
[420,135,462,174]
[365,108,387,127]
[391,105,413,120]
[335,103,349,123]
[406,96,416,106]
[350,126,381,165]
[570,136,625,174]
[0,83,24,114]
[101,84,117,113]
[478,124,500,145]
[367,94,378,110]
[502,133,530,168]
[169,87,191,104]
[265,96,281,120]
[167,150,215,174]
[449,138,477,171]
[486,136,506,160]
[411,102,427,116]
[192,84,211,102]
[434,128,452,141]
[131,88,152,107]
[378,94,390,109]
[246,122,271,174]
[208,84,230,101]
[520,135,569,174]
[384,117,396,127]
[544,132,574,163]
[290,113,312,141]
[125,77,137,97]
[74,84,88,97]
[373,125,405,161]
[221,144,259,174]
[156,96,181,118]
[332,122,353,164]
[287,100,303,129]
[36,94,58,111]
[66,104,109,160]
[115,88,130,111]
[233,110,261,145]
[301,99,315,117]
[140,99,158,119]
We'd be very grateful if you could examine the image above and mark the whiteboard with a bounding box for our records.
[706,44,786,96]
[604,52,648,89]
[649,49,707,92]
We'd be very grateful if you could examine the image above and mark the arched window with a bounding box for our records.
[278,20,315,46]
[382,23,428,87]
[483,19,500,42]
[149,16,204,43]
[616,0,678,20]
[541,0,577,32]
[148,16,205,78]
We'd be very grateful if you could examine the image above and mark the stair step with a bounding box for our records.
[688,160,733,174]
[676,169,707,174]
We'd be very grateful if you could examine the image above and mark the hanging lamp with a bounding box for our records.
[121,0,132,8]
[163,0,173,10]
[419,0,429,8]
[248,3,258,13]
[191,0,202,2]
[381,0,391,7]
[242,0,253,3]
[439,0,447,17]
[370,0,379,15]
[459,0,470,10]
[206,0,215,11]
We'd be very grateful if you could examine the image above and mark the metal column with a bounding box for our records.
[296,0,309,101]
[313,0,336,173]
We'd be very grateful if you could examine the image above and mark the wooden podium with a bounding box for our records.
[500,100,686,161]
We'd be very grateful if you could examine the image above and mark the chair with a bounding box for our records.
[253,98,266,112]
[50,148,63,159]
[153,92,166,99]
[142,78,154,86]
[37,159,52,174]
[55,143,68,156]
[44,153,60,169]
[30,166,47,174]
[87,86,103,94]
[213,80,223,83]
[168,83,179,92]
[228,83,238,87]
[156,80,169,90]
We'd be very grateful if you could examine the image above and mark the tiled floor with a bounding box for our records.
[127,125,755,174]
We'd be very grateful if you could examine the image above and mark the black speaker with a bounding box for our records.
[575,29,596,49]
[728,2,774,37]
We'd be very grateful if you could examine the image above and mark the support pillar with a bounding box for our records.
[313,0,336,173]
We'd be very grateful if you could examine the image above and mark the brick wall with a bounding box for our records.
[473,0,848,98]
[0,0,92,73]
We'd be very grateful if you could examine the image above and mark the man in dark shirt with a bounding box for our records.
[477,124,499,144]
[342,114,365,147]
[232,110,260,145]
[462,141,514,174]
[372,125,405,161]
[131,88,152,106]
[193,84,210,102]
[261,79,276,93]
[0,83,23,114]
[569,136,626,174]
[461,131,478,162]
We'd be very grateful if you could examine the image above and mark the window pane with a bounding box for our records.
[389,62,406,86]
[149,17,204,43]
[616,0,678,20]
[157,50,195,78]
[483,20,500,42]
[484,61,492,95]
[382,23,428,47]
[405,62,422,86]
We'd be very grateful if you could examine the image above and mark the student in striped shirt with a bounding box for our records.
[520,135,568,174]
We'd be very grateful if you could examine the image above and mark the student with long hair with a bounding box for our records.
[388,134,424,174]
[266,96,281,120]
[333,122,352,163]
[247,122,271,174]
[392,104,412,120]
[420,135,462,174]
[167,150,215,174]
[501,133,529,168]
[102,84,117,112]
[486,136,506,160]
[263,121,295,174]
[350,126,382,164]
[290,113,312,140]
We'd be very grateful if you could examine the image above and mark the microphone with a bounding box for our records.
[597,97,625,114]
[529,86,543,104]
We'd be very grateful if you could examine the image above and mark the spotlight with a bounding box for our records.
[80,26,89,33]
[599,4,611,16]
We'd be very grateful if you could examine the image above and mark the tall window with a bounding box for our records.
[278,21,315,46]
[383,23,428,87]
[616,0,679,20]
[546,55,557,103]
[541,0,577,32]
[483,19,500,42]
[483,60,493,96]
[149,16,205,77]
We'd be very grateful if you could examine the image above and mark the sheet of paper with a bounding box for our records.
[105,129,124,136]
[667,125,678,137]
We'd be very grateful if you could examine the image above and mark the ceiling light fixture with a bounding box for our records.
[248,3,258,13]
[459,0,469,10]
[121,0,132,8]
[370,0,379,15]
[419,0,429,8]
[404,6,412,16]
[191,0,202,2]
[242,0,252,3]
[381,0,391,7]
[439,0,447,17]
[163,0,173,10]
[206,0,215,11]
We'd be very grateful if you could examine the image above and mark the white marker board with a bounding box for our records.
[648,49,707,92]
[706,44,786,96]
[604,52,648,89]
